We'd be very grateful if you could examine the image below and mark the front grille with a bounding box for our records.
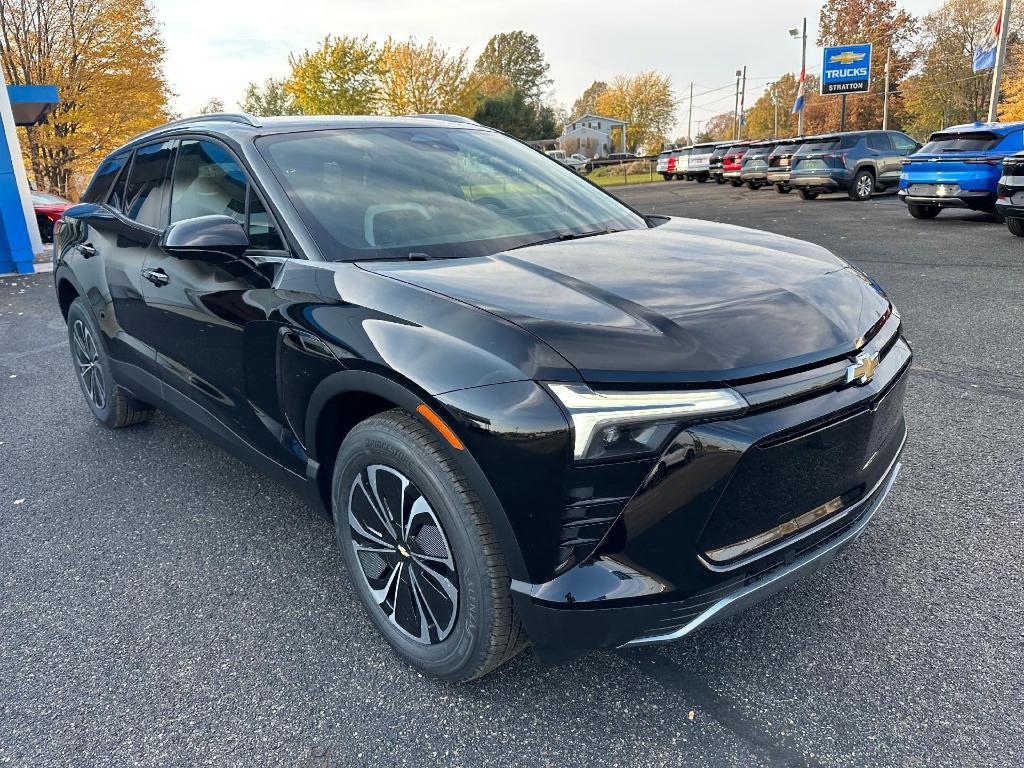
[557,496,628,570]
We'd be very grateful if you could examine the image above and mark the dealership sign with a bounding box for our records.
[821,43,872,95]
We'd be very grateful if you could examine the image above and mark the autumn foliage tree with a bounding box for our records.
[0,0,171,199]
[594,72,675,153]
[285,35,380,115]
[473,31,551,104]
[377,37,468,115]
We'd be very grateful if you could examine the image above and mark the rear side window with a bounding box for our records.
[123,141,174,228]
[84,154,129,204]
[796,137,842,154]
[867,133,892,150]
[920,131,1000,153]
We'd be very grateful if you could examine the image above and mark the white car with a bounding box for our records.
[545,149,588,172]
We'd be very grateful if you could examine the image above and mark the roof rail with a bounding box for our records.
[412,113,478,125]
[131,112,262,143]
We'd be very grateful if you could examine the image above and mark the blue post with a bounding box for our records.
[0,132,36,274]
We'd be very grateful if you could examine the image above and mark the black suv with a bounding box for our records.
[739,140,778,189]
[789,130,920,200]
[766,137,803,193]
[54,114,910,680]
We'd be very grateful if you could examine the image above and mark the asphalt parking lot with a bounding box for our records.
[2,182,1022,767]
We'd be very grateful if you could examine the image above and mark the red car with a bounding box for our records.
[32,191,72,243]
[721,143,750,187]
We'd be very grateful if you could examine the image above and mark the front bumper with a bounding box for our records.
[512,319,911,664]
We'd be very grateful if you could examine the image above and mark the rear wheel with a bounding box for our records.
[746,180,761,190]
[730,179,743,187]
[849,169,875,201]
[907,203,940,219]
[695,176,707,183]
[798,189,820,200]
[775,184,791,194]
[332,410,526,681]
[715,176,725,184]
[1007,216,1024,237]
[661,173,671,181]
[66,298,153,428]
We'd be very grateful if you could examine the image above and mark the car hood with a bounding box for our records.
[359,218,890,384]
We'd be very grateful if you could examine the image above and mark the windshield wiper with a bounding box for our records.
[508,229,619,251]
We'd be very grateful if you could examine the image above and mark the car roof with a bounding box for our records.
[937,121,1024,136]
[111,112,488,155]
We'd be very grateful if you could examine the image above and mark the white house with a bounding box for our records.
[558,113,627,158]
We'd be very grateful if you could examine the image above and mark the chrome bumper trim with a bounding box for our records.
[620,452,903,648]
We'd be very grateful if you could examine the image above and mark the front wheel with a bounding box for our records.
[798,189,820,200]
[332,410,526,681]
[907,203,940,219]
[1007,216,1024,236]
[849,169,874,201]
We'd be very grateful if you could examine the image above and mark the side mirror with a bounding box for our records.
[161,214,249,259]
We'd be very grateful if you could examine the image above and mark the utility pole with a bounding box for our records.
[772,83,779,139]
[687,82,693,143]
[840,94,847,131]
[988,0,1013,123]
[882,47,891,129]
[733,69,742,140]
[739,66,747,139]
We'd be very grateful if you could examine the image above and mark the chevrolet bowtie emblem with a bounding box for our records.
[830,51,866,65]
[846,351,880,385]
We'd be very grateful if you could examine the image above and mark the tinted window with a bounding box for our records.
[84,154,129,205]
[867,133,892,150]
[795,137,842,154]
[890,133,917,151]
[745,145,774,159]
[247,188,284,250]
[257,126,645,261]
[170,140,247,225]
[122,141,173,227]
[771,143,797,155]
[106,156,131,212]
[920,131,1000,153]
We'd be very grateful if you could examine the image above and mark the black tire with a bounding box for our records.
[714,175,725,184]
[775,184,791,194]
[907,203,940,220]
[1007,216,1024,236]
[66,298,153,428]
[674,174,685,181]
[990,209,1006,223]
[37,216,54,244]
[798,189,820,200]
[695,176,707,183]
[661,173,671,181]
[730,179,743,187]
[849,169,875,201]
[332,409,526,682]
[746,180,762,190]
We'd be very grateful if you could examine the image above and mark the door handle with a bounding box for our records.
[142,267,169,287]
[77,243,97,258]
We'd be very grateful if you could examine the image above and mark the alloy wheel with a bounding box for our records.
[856,174,873,198]
[72,319,106,410]
[348,464,459,645]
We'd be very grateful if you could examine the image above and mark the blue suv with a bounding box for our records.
[898,121,1024,219]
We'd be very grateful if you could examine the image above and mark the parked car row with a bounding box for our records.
[656,122,1024,237]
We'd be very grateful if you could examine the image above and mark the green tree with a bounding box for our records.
[594,71,675,153]
[285,35,379,115]
[198,97,225,114]
[473,31,551,103]
[240,78,302,116]
[473,87,556,140]
[571,80,608,119]
[817,0,917,130]
[377,37,468,115]
[0,0,172,199]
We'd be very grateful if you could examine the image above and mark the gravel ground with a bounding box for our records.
[1,182,1022,767]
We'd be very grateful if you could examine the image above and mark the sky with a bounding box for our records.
[153,0,942,137]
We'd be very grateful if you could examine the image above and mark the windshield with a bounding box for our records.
[771,143,797,155]
[258,126,645,261]
[795,137,843,154]
[32,191,69,205]
[920,132,1001,153]
[745,145,773,159]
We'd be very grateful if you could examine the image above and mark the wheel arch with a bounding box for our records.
[304,369,529,582]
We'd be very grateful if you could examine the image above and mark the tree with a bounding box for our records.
[198,97,225,115]
[0,0,171,199]
[902,0,1024,134]
[455,72,512,116]
[817,0,917,131]
[474,31,551,104]
[377,37,468,115]
[593,72,675,153]
[571,81,608,119]
[285,35,379,115]
[473,87,556,140]
[700,112,736,142]
[240,78,301,116]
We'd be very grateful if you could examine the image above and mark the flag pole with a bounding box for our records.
[988,0,1013,122]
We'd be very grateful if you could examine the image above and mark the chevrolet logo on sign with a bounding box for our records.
[846,351,880,385]
[829,51,866,65]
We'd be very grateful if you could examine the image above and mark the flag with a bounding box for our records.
[792,67,806,114]
[974,13,1001,72]
[739,111,746,126]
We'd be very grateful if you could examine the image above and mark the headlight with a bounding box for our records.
[546,383,748,462]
